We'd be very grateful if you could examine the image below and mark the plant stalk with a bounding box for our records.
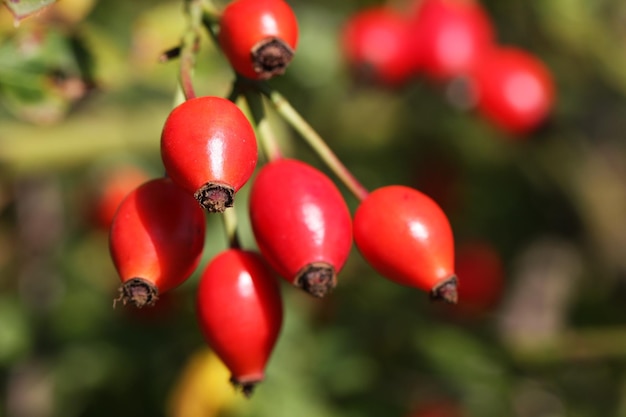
[258,83,369,201]
[222,207,240,249]
[180,0,204,100]
[244,90,283,162]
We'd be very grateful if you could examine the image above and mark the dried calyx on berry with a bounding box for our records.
[197,250,283,397]
[295,262,337,298]
[109,178,206,308]
[160,96,258,213]
[114,277,159,308]
[430,275,459,304]
[353,185,458,303]
[249,159,353,299]
[218,0,299,80]
[251,36,295,79]
[193,182,234,213]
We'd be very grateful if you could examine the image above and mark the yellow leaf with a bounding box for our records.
[168,348,245,417]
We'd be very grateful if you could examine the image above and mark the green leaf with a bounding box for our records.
[3,0,57,20]
[0,26,93,124]
[0,297,32,364]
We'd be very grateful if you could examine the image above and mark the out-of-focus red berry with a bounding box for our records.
[342,6,417,86]
[409,0,495,80]
[452,240,505,318]
[469,46,555,135]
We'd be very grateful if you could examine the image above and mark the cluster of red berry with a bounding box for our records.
[107,0,458,396]
[341,0,555,135]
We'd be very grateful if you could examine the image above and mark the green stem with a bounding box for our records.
[226,81,242,103]
[200,0,221,21]
[172,82,186,108]
[258,83,369,202]
[222,207,240,249]
[243,89,282,162]
[201,9,220,46]
[180,0,204,100]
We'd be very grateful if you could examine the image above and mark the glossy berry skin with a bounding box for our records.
[196,249,283,396]
[409,0,495,80]
[353,185,457,302]
[109,178,206,307]
[341,7,416,87]
[160,96,257,212]
[249,159,352,298]
[218,0,299,80]
[469,47,555,135]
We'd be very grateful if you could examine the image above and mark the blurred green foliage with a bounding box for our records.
[2,0,626,417]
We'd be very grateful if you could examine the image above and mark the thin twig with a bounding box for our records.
[179,0,204,100]
[243,89,283,162]
[257,82,369,201]
[222,207,241,249]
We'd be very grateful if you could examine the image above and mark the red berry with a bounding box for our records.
[109,178,206,308]
[89,165,150,230]
[452,241,504,317]
[469,46,555,134]
[353,185,457,302]
[341,7,416,87]
[160,96,258,212]
[196,249,283,396]
[249,158,352,298]
[218,0,299,80]
[409,0,495,80]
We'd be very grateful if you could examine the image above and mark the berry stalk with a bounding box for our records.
[201,7,221,48]
[180,0,204,100]
[243,89,283,162]
[257,83,369,202]
[222,206,241,249]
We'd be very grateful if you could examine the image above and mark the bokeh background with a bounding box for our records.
[2,0,626,416]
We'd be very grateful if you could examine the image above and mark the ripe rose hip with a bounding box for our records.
[249,158,352,298]
[109,178,206,308]
[353,185,457,302]
[469,46,555,134]
[409,0,495,80]
[218,0,299,80]
[341,6,416,87]
[196,249,283,396]
[160,96,258,212]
